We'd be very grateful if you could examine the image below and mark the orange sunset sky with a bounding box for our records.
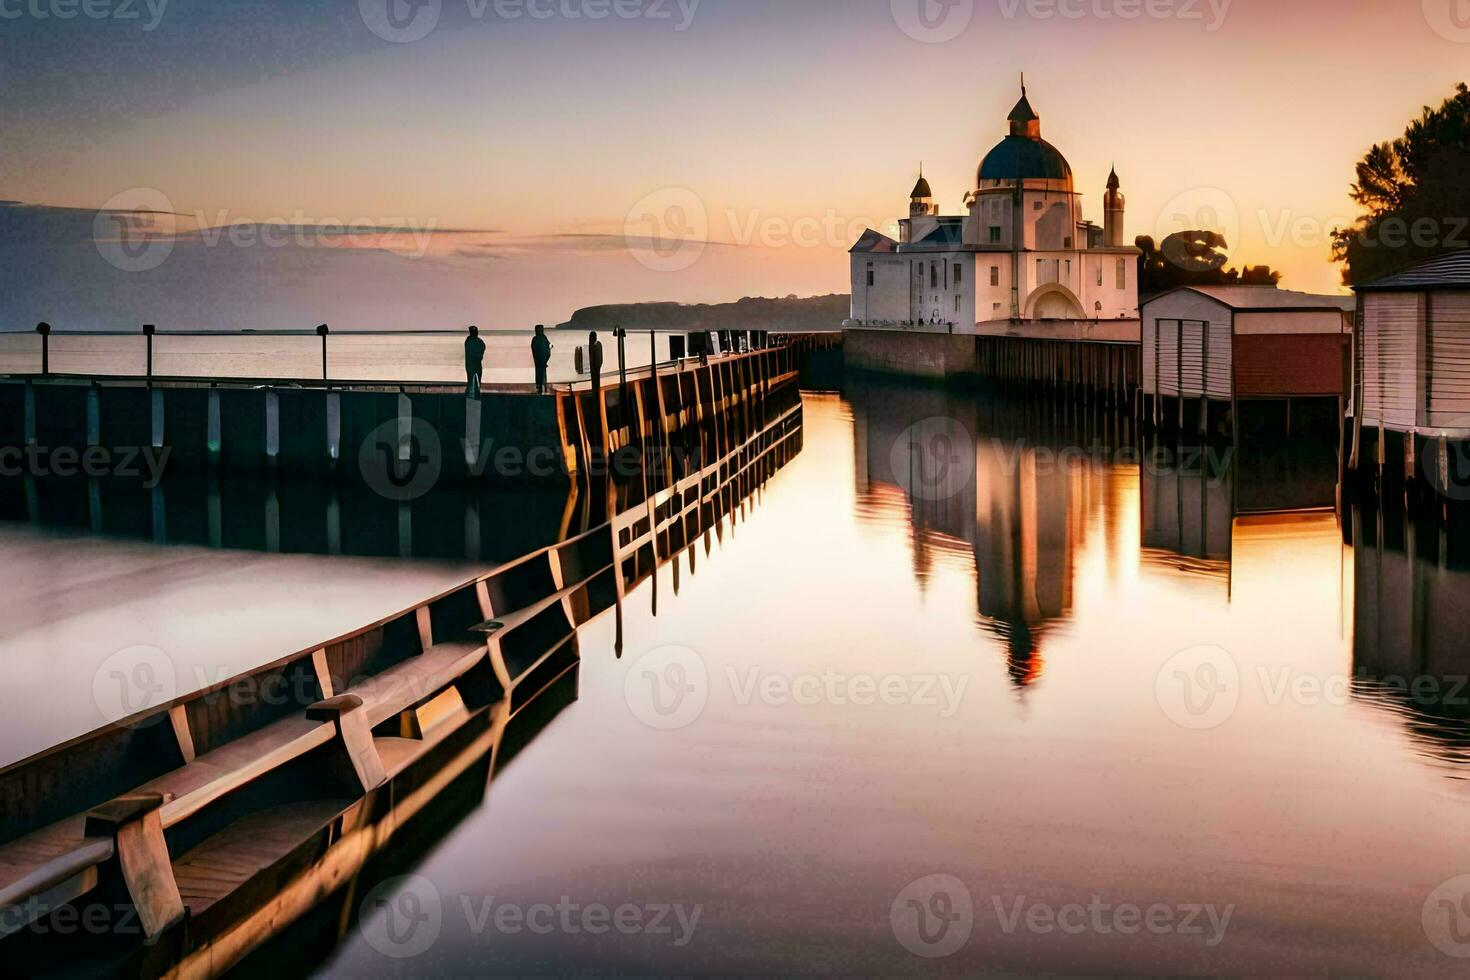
[3,0,1468,328]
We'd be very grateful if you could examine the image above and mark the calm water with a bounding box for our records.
[262,385,1469,976]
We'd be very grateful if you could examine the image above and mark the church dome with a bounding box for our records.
[978,135,1072,183]
[977,84,1072,184]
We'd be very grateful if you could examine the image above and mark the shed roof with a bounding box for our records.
[1355,250,1470,292]
[1146,285,1353,313]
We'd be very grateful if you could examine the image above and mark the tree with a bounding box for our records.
[1333,83,1470,285]
[1135,231,1282,298]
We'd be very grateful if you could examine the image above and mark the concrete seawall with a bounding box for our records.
[844,326,1140,401]
[0,380,566,483]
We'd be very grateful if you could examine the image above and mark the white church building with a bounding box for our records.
[849,85,1140,334]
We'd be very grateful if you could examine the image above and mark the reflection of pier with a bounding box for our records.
[0,385,803,975]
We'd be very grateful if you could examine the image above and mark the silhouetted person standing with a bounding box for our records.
[465,325,486,398]
[588,331,604,391]
[531,324,553,395]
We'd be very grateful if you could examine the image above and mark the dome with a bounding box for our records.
[978,135,1073,183]
[910,175,933,199]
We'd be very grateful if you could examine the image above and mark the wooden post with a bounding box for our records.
[306,695,387,793]
[84,793,185,940]
[143,323,155,386]
[36,322,50,376]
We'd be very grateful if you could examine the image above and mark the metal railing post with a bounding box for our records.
[36,322,50,376]
[143,324,155,386]
[317,324,330,382]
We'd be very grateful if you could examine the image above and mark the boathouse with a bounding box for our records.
[1348,250,1470,492]
[1140,286,1353,437]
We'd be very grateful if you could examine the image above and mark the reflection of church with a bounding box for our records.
[848,383,1128,688]
[849,83,1140,329]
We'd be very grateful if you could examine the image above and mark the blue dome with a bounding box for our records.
[978,135,1072,183]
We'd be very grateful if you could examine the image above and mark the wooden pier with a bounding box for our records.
[0,340,811,488]
[0,359,805,977]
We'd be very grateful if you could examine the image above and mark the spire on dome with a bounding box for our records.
[1106,165,1120,190]
[1007,76,1040,138]
[910,164,932,200]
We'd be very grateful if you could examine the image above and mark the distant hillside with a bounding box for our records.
[559,294,848,333]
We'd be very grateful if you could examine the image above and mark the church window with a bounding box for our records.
[1064,236,1072,249]
[1116,258,1127,289]
[866,262,874,287]
[1096,264,1103,287]
[989,226,1001,243]
[954,264,962,284]
[955,296,962,314]
[990,266,1000,286]
[930,263,938,289]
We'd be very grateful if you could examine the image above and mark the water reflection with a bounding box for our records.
[0,470,579,563]
[1347,498,1470,772]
